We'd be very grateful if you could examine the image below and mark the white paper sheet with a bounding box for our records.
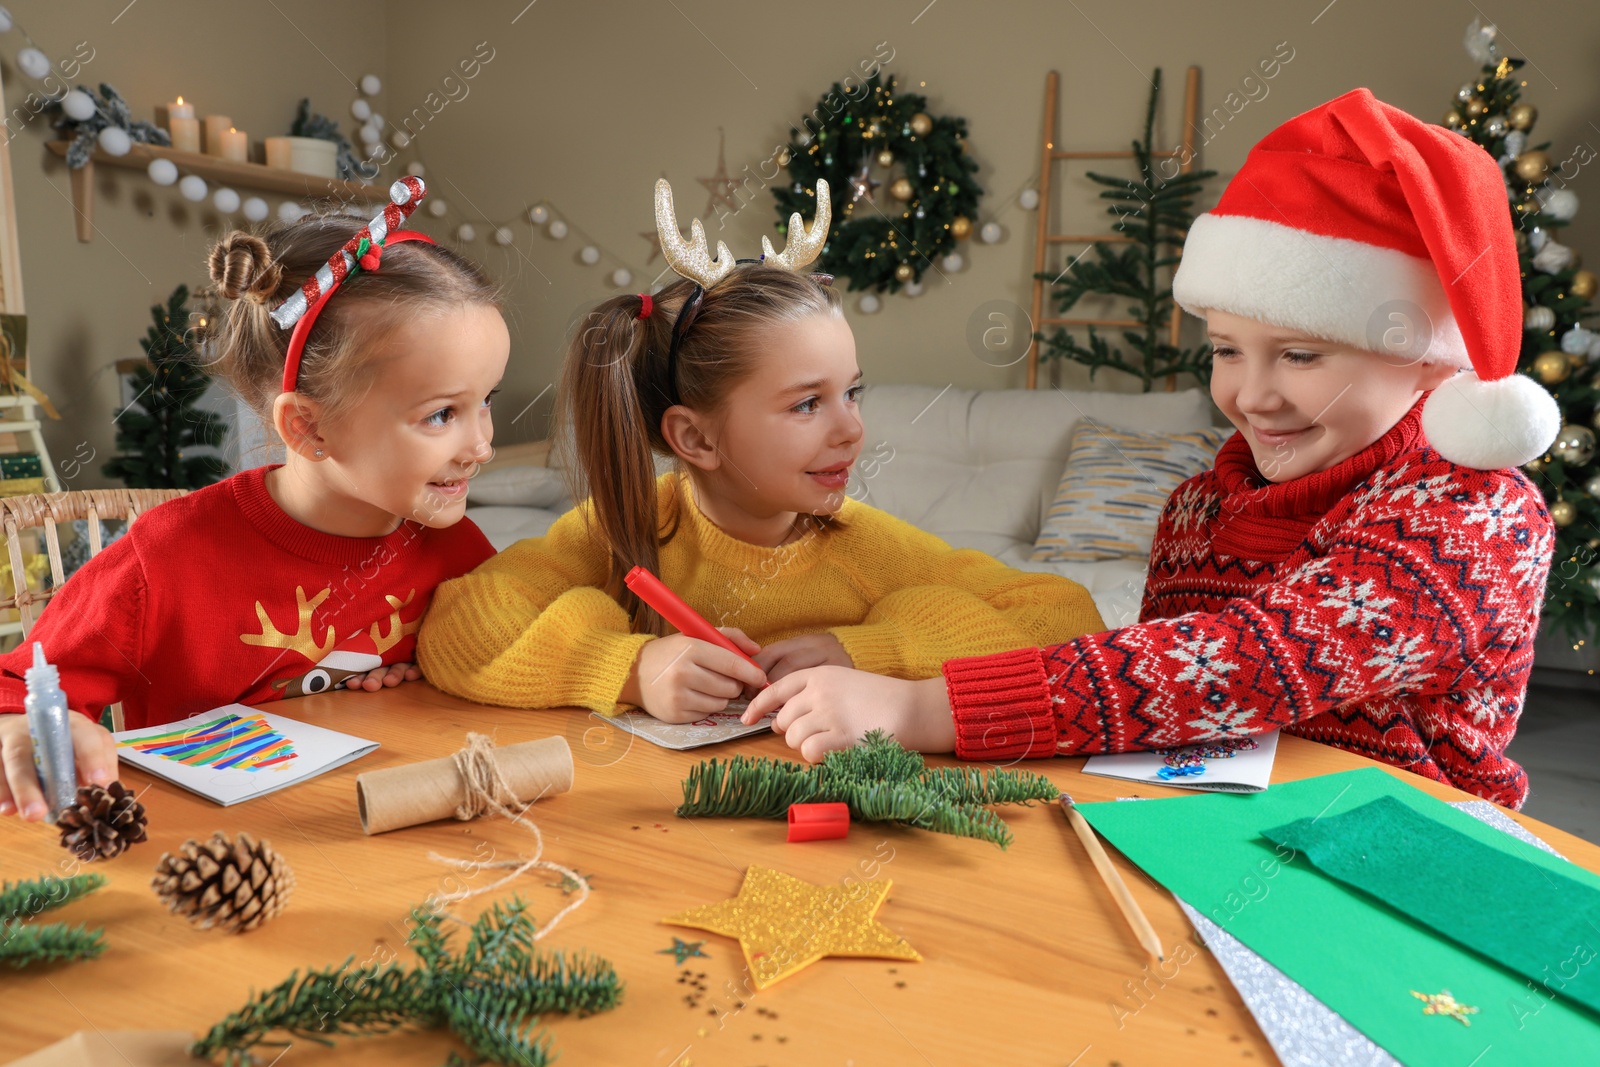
[598,700,774,750]
[113,705,378,806]
[1081,730,1280,793]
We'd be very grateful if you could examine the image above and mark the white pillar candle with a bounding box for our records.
[203,114,233,156]
[218,127,248,163]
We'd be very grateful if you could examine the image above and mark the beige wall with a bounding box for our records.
[12,1,1600,486]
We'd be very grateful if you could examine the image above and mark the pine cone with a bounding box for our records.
[151,831,294,933]
[57,781,148,862]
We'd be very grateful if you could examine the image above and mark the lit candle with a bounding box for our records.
[219,127,248,163]
[164,96,194,121]
[169,115,200,154]
[203,114,233,156]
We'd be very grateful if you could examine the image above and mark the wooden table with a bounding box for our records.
[4,684,1597,1067]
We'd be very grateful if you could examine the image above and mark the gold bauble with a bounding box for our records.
[1593,406,1600,433]
[1515,151,1552,183]
[1572,269,1598,300]
[951,215,973,240]
[1570,351,1589,371]
[1534,351,1571,383]
[894,262,914,282]
[1508,102,1537,130]
[909,112,933,137]
[876,149,894,168]
[1464,98,1488,118]
[1550,499,1578,527]
[1585,475,1600,499]
[889,177,914,202]
[1443,110,1464,129]
[1524,456,1549,475]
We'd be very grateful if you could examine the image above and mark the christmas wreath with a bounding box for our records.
[774,73,981,293]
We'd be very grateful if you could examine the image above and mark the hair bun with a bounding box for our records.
[208,231,283,303]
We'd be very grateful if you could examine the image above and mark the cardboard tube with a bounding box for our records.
[356,736,574,835]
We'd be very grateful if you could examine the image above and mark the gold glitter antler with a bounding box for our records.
[761,179,831,272]
[655,179,735,289]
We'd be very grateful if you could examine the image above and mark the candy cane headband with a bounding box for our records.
[271,175,436,394]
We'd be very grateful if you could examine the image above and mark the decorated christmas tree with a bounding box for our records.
[1033,68,1217,390]
[103,285,227,490]
[1443,19,1600,642]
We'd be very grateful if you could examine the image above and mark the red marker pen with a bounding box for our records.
[623,566,767,683]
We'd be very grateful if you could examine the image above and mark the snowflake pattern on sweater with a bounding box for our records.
[943,405,1552,808]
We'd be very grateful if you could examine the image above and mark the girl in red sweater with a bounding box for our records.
[0,179,505,820]
[744,90,1562,808]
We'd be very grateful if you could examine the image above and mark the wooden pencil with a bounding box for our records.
[1058,794,1165,961]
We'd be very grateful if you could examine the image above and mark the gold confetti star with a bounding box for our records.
[663,865,921,989]
[1411,989,1479,1026]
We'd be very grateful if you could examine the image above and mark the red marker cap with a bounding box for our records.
[787,802,850,842]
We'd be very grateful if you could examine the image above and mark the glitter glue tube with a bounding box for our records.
[25,643,77,822]
[623,566,767,685]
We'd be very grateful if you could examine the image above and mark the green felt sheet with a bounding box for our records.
[1078,768,1600,1066]
[1264,795,1600,1018]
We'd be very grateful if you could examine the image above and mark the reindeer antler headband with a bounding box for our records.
[648,177,832,403]
[271,175,436,394]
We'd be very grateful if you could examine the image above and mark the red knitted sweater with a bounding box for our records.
[0,466,494,730]
[942,403,1552,808]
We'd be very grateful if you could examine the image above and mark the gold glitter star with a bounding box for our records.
[698,127,743,218]
[662,865,921,989]
[1411,989,1479,1026]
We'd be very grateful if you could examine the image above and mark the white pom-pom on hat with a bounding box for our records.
[1421,371,1561,470]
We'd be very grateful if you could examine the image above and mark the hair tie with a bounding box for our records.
[637,293,653,320]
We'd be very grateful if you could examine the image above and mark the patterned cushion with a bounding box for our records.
[1032,421,1230,562]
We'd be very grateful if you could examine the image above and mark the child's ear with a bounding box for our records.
[660,405,721,473]
[272,393,328,460]
[1418,361,1461,392]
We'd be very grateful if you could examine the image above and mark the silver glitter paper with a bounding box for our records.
[1172,799,1562,1065]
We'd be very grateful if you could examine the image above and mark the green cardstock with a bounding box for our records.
[1077,768,1600,1066]
[1263,795,1600,1018]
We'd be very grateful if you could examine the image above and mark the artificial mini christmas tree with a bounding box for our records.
[1443,19,1600,641]
[103,285,227,490]
[1033,68,1217,390]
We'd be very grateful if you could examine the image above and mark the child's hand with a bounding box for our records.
[0,712,119,821]
[341,662,423,691]
[754,633,853,683]
[741,667,956,762]
[624,628,768,724]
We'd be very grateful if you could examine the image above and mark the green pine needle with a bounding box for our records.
[0,873,109,970]
[192,898,623,1067]
[0,920,107,968]
[677,730,1058,848]
[0,873,107,924]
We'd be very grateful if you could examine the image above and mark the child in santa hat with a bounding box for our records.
[739,88,1561,809]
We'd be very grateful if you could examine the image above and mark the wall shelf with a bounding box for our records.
[47,141,384,243]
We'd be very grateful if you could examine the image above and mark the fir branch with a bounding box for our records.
[0,873,106,923]
[677,731,1056,848]
[0,920,106,968]
[193,898,622,1067]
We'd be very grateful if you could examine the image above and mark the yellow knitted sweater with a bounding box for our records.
[417,474,1105,712]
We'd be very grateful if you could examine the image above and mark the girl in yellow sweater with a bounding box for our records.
[417,178,1104,722]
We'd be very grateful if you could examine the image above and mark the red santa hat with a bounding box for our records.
[1172,88,1559,470]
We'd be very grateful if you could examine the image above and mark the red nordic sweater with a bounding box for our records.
[0,465,494,730]
[942,403,1553,808]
